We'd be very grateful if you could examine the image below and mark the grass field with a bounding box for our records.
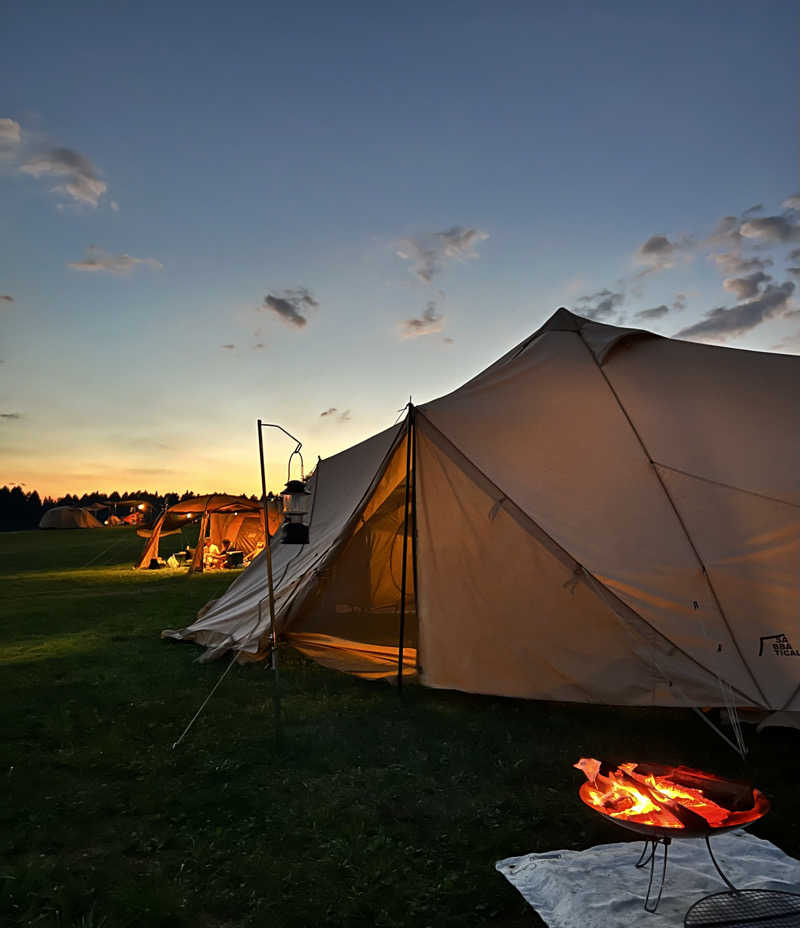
[1,527,798,927]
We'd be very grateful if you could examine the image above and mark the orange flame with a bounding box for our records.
[574,758,767,831]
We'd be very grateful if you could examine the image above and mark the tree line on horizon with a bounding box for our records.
[0,486,260,532]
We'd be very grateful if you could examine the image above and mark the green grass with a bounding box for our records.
[1,527,798,927]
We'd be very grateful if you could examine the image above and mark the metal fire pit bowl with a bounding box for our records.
[575,760,786,917]
[577,760,771,839]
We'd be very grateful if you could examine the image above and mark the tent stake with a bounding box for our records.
[258,420,282,746]
[397,404,414,692]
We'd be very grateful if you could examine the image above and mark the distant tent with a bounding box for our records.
[136,494,281,571]
[39,507,103,529]
[164,309,800,713]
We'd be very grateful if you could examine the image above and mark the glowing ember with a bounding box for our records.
[574,758,769,832]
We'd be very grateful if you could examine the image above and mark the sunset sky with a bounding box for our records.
[1,1,798,498]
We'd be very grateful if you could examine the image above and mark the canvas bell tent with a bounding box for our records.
[137,494,281,571]
[39,506,103,529]
[164,309,800,713]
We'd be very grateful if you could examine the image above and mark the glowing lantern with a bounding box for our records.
[281,479,310,544]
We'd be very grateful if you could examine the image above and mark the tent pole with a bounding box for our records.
[410,407,419,674]
[258,420,281,744]
[397,404,414,692]
[189,510,209,572]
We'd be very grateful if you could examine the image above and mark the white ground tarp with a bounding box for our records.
[496,831,800,928]
[166,308,800,708]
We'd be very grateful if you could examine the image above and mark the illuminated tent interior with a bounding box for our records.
[137,494,282,571]
[39,506,103,530]
[163,308,800,713]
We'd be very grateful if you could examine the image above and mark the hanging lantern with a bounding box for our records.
[281,479,311,544]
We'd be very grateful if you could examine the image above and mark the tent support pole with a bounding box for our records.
[397,404,414,692]
[410,406,420,674]
[258,420,281,745]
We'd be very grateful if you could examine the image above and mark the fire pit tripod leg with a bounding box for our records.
[635,837,671,913]
[704,835,739,894]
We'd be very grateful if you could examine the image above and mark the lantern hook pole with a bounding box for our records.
[257,419,282,746]
[258,422,304,482]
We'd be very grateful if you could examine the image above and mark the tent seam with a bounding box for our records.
[652,460,800,509]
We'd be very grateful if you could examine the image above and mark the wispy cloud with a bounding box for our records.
[722,270,772,301]
[437,226,489,260]
[0,118,21,147]
[68,246,163,274]
[320,407,351,422]
[400,301,444,338]
[787,248,800,281]
[674,281,796,341]
[634,304,671,321]
[21,147,108,208]
[575,288,624,320]
[396,226,489,283]
[634,234,693,276]
[708,216,743,249]
[396,240,439,283]
[711,252,773,276]
[4,119,115,209]
[262,288,318,328]
[574,194,799,339]
[739,215,800,244]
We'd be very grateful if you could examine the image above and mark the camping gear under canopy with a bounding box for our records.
[39,507,102,529]
[163,308,800,712]
[137,494,281,571]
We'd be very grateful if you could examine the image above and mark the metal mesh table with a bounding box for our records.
[685,888,800,927]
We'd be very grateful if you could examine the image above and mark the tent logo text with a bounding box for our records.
[758,634,800,657]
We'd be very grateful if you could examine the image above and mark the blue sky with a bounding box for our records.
[1,0,798,496]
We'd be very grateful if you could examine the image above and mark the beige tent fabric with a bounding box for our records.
[163,424,404,656]
[415,314,799,708]
[167,308,800,710]
[286,434,416,677]
[419,329,763,704]
[39,507,102,529]
[414,416,731,705]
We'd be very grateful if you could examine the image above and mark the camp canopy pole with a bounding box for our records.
[257,420,281,743]
[397,404,414,691]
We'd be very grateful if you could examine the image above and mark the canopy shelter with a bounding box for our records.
[39,507,102,529]
[137,494,281,571]
[164,309,800,714]
[99,499,155,526]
